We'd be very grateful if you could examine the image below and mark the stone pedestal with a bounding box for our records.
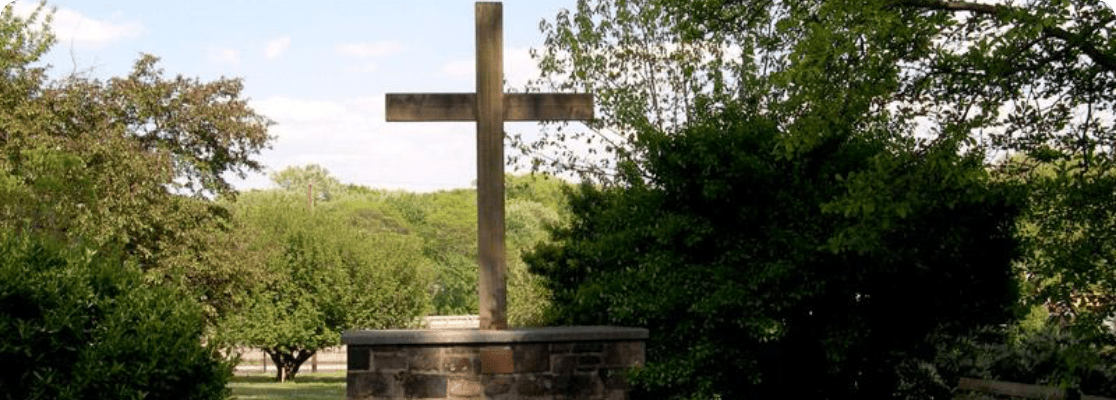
[342,326,647,400]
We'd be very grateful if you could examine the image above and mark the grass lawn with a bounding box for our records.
[229,371,345,400]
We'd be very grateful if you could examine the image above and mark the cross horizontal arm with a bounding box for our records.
[386,93,593,122]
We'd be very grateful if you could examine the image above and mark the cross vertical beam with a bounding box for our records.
[475,2,506,330]
[383,2,593,331]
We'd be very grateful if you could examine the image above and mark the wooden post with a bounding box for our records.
[384,2,593,330]
[474,1,506,330]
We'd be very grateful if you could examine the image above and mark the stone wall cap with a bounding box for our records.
[342,326,648,345]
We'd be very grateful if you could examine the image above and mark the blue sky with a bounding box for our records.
[12,0,583,192]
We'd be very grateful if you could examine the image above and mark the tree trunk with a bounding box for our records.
[264,348,317,382]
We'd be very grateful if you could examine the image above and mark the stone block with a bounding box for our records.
[443,354,480,374]
[342,327,648,399]
[447,345,481,355]
[572,342,604,353]
[348,372,393,399]
[576,355,601,371]
[348,346,370,371]
[373,353,408,371]
[603,342,644,368]
[554,374,599,399]
[409,347,443,372]
[481,348,514,374]
[447,378,483,398]
[552,355,578,374]
[482,375,515,396]
[347,372,373,400]
[550,343,573,353]
[516,375,554,397]
[399,372,447,399]
[374,345,401,354]
[513,344,550,373]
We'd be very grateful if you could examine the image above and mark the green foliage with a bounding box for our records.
[504,174,568,326]
[355,175,570,324]
[527,109,1022,399]
[0,3,273,324]
[904,324,1116,399]
[506,173,574,220]
[1007,156,1116,336]
[270,164,345,202]
[516,0,746,180]
[506,198,561,327]
[528,0,1116,180]
[528,0,1116,338]
[0,233,232,400]
[379,189,479,315]
[219,191,432,382]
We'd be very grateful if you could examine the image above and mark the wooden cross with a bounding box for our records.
[385,2,593,330]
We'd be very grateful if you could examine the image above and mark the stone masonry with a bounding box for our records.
[343,326,647,400]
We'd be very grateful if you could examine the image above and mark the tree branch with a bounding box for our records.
[895,0,1116,72]
[894,0,999,14]
[1043,25,1116,71]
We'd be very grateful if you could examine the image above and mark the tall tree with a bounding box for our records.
[0,3,266,397]
[0,3,273,321]
[219,191,431,382]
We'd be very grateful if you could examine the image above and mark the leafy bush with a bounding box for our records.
[890,317,1116,399]
[933,325,1116,398]
[0,234,233,400]
[527,109,1022,399]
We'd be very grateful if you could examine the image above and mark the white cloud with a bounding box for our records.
[234,92,600,192]
[238,95,483,192]
[336,41,404,58]
[13,1,143,49]
[343,62,380,73]
[207,47,240,67]
[439,47,540,88]
[264,36,291,60]
[440,59,474,78]
[253,96,352,124]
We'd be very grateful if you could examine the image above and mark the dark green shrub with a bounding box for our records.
[891,323,1116,399]
[0,234,233,400]
[933,325,1116,398]
[527,109,1022,399]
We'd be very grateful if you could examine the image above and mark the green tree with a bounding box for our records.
[220,191,431,382]
[0,2,273,323]
[525,0,1116,178]
[505,173,573,218]
[525,0,1116,341]
[381,189,480,315]
[527,109,1022,398]
[1005,155,1116,336]
[506,198,560,327]
[270,164,345,202]
[370,175,568,323]
[505,174,570,326]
